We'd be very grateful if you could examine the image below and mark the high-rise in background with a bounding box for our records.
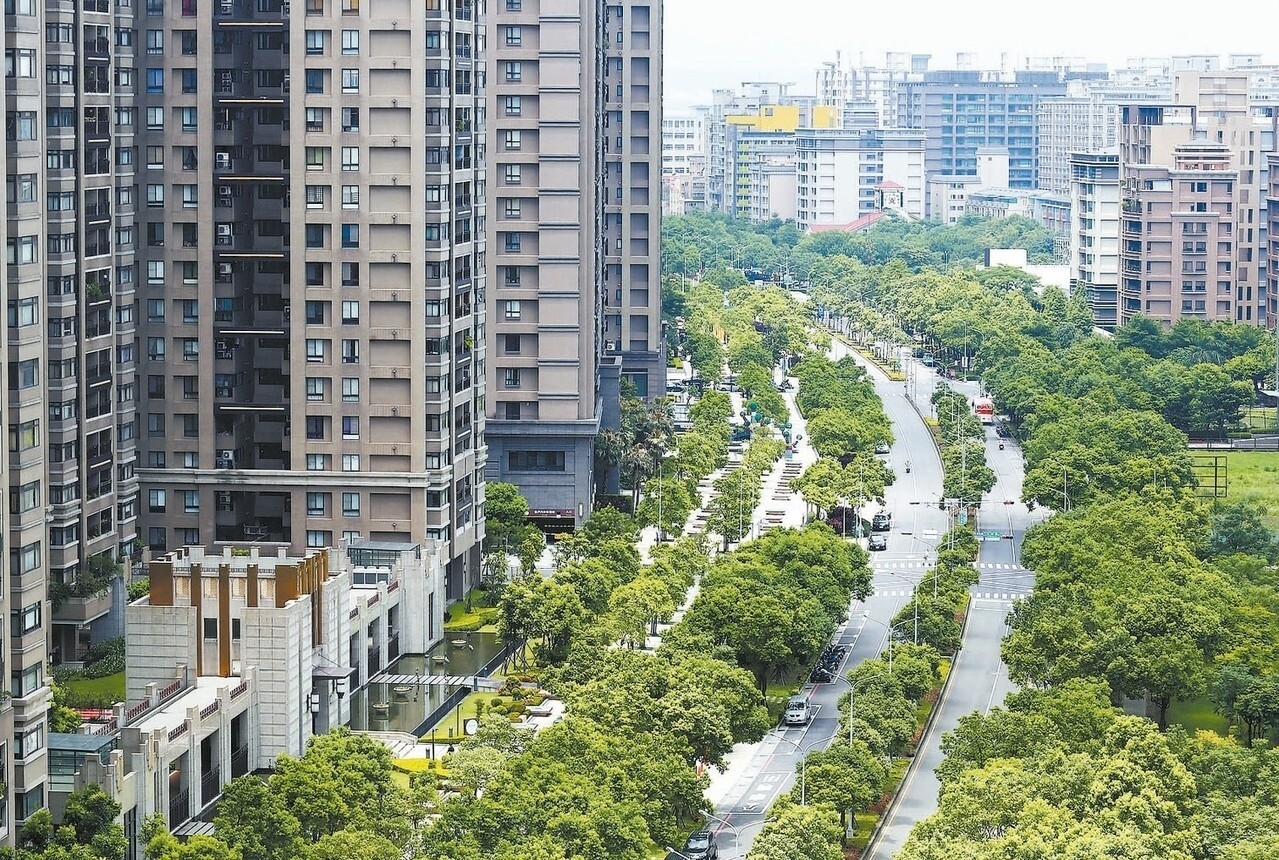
[666,51,1279,331]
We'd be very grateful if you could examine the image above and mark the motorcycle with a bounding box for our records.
[905,462,912,473]
[998,442,1005,450]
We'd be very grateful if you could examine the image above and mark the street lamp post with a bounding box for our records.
[767,731,826,805]
[855,612,913,674]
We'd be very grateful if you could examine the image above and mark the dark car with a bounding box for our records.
[867,534,888,551]
[683,830,718,860]
[871,512,892,532]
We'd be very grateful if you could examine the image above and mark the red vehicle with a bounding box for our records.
[974,399,995,425]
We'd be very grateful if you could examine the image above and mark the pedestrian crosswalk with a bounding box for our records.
[870,560,1032,573]
[869,588,1027,599]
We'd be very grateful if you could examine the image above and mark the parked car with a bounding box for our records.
[783,696,811,726]
[867,534,888,551]
[871,512,892,532]
[921,353,936,367]
[873,442,891,455]
[682,830,718,860]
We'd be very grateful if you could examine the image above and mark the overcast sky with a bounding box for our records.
[665,0,1268,112]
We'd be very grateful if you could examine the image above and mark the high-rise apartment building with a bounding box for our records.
[1037,93,1118,195]
[1118,73,1277,326]
[4,0,140,826]
[484,1,663,527]
[1069,152,1122,329]
[795,127,925,229]
[133,0,486,599]
[897,70,1067,191]
[1268,152,1279,324]
[662,114,704,175]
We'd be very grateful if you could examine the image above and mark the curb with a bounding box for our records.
[861,597,972,859]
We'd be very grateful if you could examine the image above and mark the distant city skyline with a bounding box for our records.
[665,0,1270,111]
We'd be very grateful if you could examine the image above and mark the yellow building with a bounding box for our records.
[724,105,840,216]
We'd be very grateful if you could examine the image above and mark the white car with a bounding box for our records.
[783,696,811,726]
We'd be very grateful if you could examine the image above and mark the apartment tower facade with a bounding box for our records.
[134,0,485,598]
[1118,72,1276,326]
[485,0,663,526]
[1068,152,1122,329]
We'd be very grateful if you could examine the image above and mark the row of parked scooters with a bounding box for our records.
[808,643,849,684]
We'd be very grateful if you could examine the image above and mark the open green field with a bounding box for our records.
[1219,451,1279,528]
[1166,694,1230,736]
[64,670,125,705]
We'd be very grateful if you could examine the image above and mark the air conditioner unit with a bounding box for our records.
[215,153,231,169]
[218,185,233,197]
[217,262,233,276]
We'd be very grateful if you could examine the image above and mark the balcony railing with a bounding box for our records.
[169,789,189,826]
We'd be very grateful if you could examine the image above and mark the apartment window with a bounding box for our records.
[305,29,326,54]
[505,402,522,420]
[341,454,360,472]
[340,0,357,12]
[341,223,359,248]
[147,260,165,284]
[146,67,164,92]
[147,337,165,362]
[305,415,325,439]
[341,185,359,208]
[305,339,326,362]
[341,416,359,439]
[341,147,359,171]
[6,174,36,204]
[504,25,522,46]
[504,130,521,151]
[503,300,521,320]
[504,368,521,388]
[504,96,522,116]
[306,493,328,516]
[341,29,359,53]
[341,261,360,286]
[180,68,197,93]
[9,419,39,451]
[180,107,197,131]
[148,489,167,513]
[504,199,521,219]
[9,481,39,515]
[306,454,330,471]
[342,378,359,402]
[341,68,359,93]
[341,301,359,324]
[504,334,521,354]
[505,0,520,8]
[306,378,327,401]
[13,541,39,574]
[507,450,565,472]
[341,107,359,132]
[12,664,41,699]
[307,530,331,549]
[8,297,38,328]
[305,107,326,132]
[180,184,198,207]
[10,359,38,389]
[341,339,359,363]
[305,185,326,208]
[147,375,165,398]
[305,147,325,170]
[305,69,324,93]
[305,224,325,248]
[504,61,522,82]
[342,493,360,517]
[183,491,199,513]
[504,233,521,253]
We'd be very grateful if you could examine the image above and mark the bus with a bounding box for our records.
[974,399,995,425]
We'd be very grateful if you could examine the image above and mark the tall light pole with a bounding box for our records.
[767,732,826,805]
[854,612,912,674]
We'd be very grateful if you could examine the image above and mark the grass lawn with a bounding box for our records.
[1241,406,1276,433]
[1217,451,1279,527]
[420,691,503,745]
[64,670,125,705]
[444,588,501,632]
[1167,695,1231,736]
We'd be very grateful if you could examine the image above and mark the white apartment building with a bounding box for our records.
[746,150,798,222]
[795,128,925,230]
[662,114,705,175]
[1037,92,1119,194]
[1069,152,1122,329]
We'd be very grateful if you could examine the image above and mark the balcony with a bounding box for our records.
[53,589,113,625]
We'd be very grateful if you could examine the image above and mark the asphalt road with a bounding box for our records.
[701,339,950,857]
[863,353,1039,860]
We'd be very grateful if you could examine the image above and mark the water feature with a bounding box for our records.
[349,631,505,736]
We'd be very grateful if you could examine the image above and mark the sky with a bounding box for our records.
[664,0,1269,112]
